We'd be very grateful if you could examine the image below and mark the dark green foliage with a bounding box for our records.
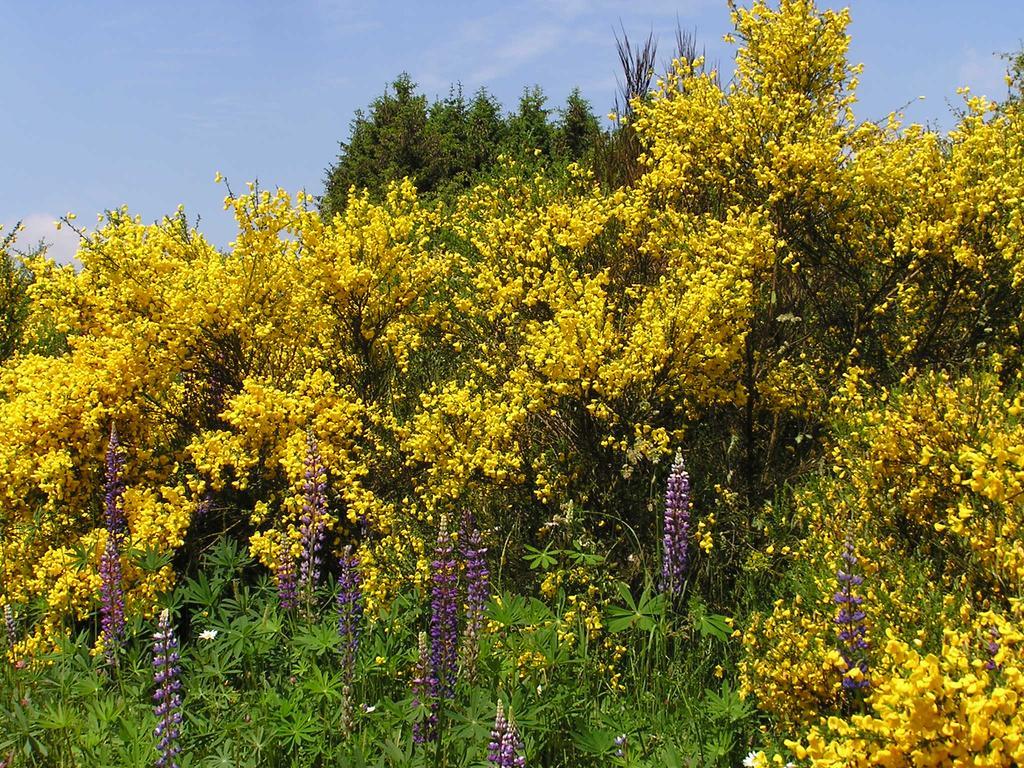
[0,537,755,767]
[556,88,602,162]
[320,76,607,218]
[320,74,433,216]
[0,227,32,363]
[501,86,555,158]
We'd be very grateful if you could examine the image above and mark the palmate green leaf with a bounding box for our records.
[705,731,734,762]
[693,613,731,643]
[523,543,559,571]
[203,739,242,768]
[301,664,343,701]
[182,571,222,611]
[447,688,494,744]
[131,545,175,573]
[566,548,605,567]
[37,700,76,732]
[273,700,320,750]
[606,581,666,633]
[69,540,93,573]
[689,597,732,643]
[606,605,642,633]
[656,742,686,768]
[524,596,554,625]
[703,682,753,725]
[487,592,528,627]
[376,726,414,766]
[4,696,46,759]
[571,726,616,755]
[205,536,253,576]
[292,622,340,656]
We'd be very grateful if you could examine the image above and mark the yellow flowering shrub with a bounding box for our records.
[0,182,450,646]
[742,363,1024,761]
[1,10,1022,737]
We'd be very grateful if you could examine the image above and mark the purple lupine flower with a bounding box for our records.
[205,359,228,421]
[460,513,490,684]
[487,699,525,767]
[276,539,298,612]
[430,515,459,703]
[153,608,183,768]
[100,425,128,664]
[614,734,627,759]
[298,433,328,611]
[3,604,16,649]
[985,625,1001,672]
[100,534,126,664]
[661,451,690,597]
[411,631,436,744]
[834,537,869,691]
[105,424,128,540]
[337,546,363,666]
[193,491,213,523]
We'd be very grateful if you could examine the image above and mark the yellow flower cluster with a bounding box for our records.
[788,611,1024,766]
[743,364,1024,760]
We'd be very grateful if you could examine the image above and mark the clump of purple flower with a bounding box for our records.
[105,424,128,540]
[193,491,213,523]
[985,625,1001,672]
[337,546,363,666]
[153,609,183,768]
[411,631,436,744]
[100,425,128,664]
[100,535,126,664]
[276,537,298,612]
[460,513,490,683]
[430,515,459,704]
[661,451,691,598]
[834,536,869,692]
[298,432,328,613]
[3,604,16,650]
[488,699,525,767]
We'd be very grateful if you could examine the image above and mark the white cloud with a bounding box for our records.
[5,214,83,267]
[958,46,1009,102]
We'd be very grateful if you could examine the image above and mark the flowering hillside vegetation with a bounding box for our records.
[2,1,1023,765]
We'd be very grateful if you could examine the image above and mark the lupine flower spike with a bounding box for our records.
[101,425,128,664]
[100,535,126,664]
[460,512,490,683]
[276,537,297,612]
[661,450,691,598]
[298,432,328,615]
[153,609,183,768]
[337,545,363,733]
[430,514,459,704]
[411,631,435,744]
[488,699,526,767]
[3,604,16,650]
[834,536,869,692]
[105,424,128,540]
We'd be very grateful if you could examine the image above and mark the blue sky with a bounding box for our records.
[3,1,1021,263]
